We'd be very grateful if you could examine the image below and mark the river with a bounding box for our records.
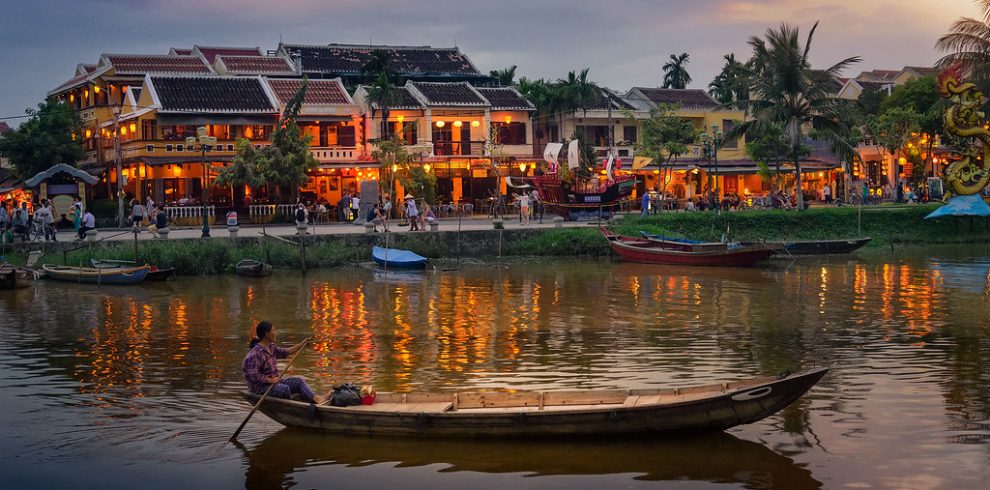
[1,246,989,489]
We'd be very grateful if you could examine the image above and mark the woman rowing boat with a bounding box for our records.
[242,321,332,405]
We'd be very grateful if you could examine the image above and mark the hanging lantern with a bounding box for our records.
[424,163,432,173]
[471,120,480,128]
[436,120,445,128]
[397,115,404,123]
[453,120,463,127]
[504,115,512,124]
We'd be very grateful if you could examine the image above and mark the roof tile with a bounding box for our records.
[151,76,276,112]
[411,81,486,106]
[281,43,480,76]
[476,87,535,111]
[634,88,718,110]
[107,55,212,75]
[220,55,295,75]
[195,46,263,63]
[268,79,350,105]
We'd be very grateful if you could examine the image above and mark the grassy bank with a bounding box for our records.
[616,205,990,246]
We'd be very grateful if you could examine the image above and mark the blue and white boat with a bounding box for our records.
[372,246,428,270]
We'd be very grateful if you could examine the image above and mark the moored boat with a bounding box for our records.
[603,230,780,266]
[236,259,273,277]
[639,232,736,252]
[42,264,150,285]
[91,259,176,281]
[527,174,636,220]
[372,246,428,270]
[742,237,872,255]
[242,367,828,437]
[0,263,34,289]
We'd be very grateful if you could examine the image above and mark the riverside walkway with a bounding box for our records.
[47,216,594,243]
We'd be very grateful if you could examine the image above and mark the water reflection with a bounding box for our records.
[1,248,990,489]
[238,429,821,490]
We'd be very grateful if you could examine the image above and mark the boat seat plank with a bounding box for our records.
[457,391,542,409]
[457,403,626,413]
[542,389,628,406]
[345,402,453,413]
[634,395,662,406]
[622,396,640,407]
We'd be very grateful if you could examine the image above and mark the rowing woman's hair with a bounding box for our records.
[250,321,273,349]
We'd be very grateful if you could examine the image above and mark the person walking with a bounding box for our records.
[337,193,350,222]
[640,191,651,217]
[33,201,53,241]
[517,192,531,226]
[350,193,361,223]
[147,204,160,238]
[70,197,83,232]
[405,195,419,231]
[130,199,146,231]
[823,182,832,204]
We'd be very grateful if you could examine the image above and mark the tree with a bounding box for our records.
[662,53,692,89]
[709,54,745,104]
[489,66,517,86]
[936,1,990,80]
[372,137,436,206]
[0,98,84,178]
[557,68,599,117]
[746,124,808,191]
[880,76,946,178]
[875,106,921,197]
[365,71,401,140]
[214,138,269,190]
[731,22,861,209]
[360,49,397,85]
[635,104,695,201]
[857,87,887,117]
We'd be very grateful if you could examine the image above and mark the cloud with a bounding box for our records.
[0,0,980,124]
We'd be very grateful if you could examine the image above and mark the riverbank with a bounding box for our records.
[2,205,987,275]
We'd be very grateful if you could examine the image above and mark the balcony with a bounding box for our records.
[105,139,266,163]
[309,146,359,163]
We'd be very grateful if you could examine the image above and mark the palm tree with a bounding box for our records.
[732,22,860,210]
[709,54,745,104]
[936,0,990,77]
[361,49,396,84]
[557,68,600,116]
[365,72,401,140]
[489,66,517,86]
[662,53,692,89]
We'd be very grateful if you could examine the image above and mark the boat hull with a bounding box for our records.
[242,368,827,438]
[0,266,32,289]
[372,246,427,270]
[604,231,776,266]
[236,260,272,277]
[781,237,872,255]
[42,265,150,285]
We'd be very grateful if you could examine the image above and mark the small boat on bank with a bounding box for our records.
[0,263,35,289]
[639,232,738,252]
[91,259,176,281]
[242,368,828,437]
[372,246,428,270]
[235,259,273,277]
[604,230,780,266]
[42,264,150,285]
[742,237,873,255]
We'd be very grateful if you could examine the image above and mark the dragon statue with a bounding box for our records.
[938,63,990,200]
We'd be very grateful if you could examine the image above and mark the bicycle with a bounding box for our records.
[28,220,45,242]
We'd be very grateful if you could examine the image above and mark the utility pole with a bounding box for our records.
[113,105,125,228]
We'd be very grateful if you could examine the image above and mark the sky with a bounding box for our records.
[0,0,982,125]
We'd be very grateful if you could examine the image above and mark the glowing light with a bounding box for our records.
[93,86,100,94]
[504,115,512,124]
[436,120,445,128]
[139,166,146,178]
[120,126,127,135]
[129,123,137,133]
[397,115,404,123]
[423,163,432,173]
[519,162,527,172]
[85,129,92,138]
[453,120,463,127]
[391,164,399,173]
[932,157,939,164]
[172,166,181,177]
[471,120,480,128]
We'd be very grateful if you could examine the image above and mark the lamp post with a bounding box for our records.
[112,105,125,228]
[700,125,724,213]
[186,127,217,238]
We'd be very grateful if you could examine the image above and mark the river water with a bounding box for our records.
[2,247,989,489]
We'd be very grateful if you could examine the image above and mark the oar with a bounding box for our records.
[227,340,308,444]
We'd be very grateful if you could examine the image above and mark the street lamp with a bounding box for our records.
[700,125,724,213]
[112,105,125,228]
[186,127,217,237]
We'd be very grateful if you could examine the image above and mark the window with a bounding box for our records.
[207,125,230,140]
[142,120,157,140]
[338,125,356,146]
[492,122,526,145]
[622,125,637,144]
[722,119,738,149]
[242,125,271,141]
[395,121,417,145]
[581,125,609,146]
[161,125,197,141]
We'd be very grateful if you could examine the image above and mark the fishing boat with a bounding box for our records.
[603,230,779,266]
[0,263,34,289]
[742,237,872,255]
[241,367,828,437]
[639,232,737,252]
[235,259,273,277]
[91,259,176,281]
[42,264,150,285]
[372,246,428,270]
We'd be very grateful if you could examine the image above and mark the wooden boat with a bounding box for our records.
[42,264,150,285]
[241,367,828,437]
[236,259,273,277]
[0,263,34,289]
[372,246,428,270]
[639,232,736,252]
[603,230,780,266]
[527,174,636,220]
[91,259,176,281]
[743,237,872,255]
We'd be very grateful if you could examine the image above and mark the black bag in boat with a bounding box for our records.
[330,383,362,407]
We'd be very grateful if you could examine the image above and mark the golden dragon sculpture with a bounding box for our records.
[938,63,990,199]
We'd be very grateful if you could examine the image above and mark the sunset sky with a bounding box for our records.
[0,0,982,123]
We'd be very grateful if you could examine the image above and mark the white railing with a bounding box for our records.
[248,204,295,218]
[163,205,215,220]
[310,146,358,162]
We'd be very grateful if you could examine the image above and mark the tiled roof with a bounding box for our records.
[581,88,635,111]
[633,88,718,110]
[150,76,277,112]
[105,55,212,75]
[194,46,263,63]
[268,79,351,105]
[366,87,423,109]
[476,87,535,111]
[410,81,486,106]
[281,43,480,76]
[219,55,295,75]
[902,66,937,76]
